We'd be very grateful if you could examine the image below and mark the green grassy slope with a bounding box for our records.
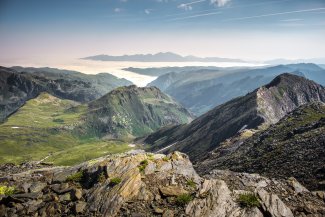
[0,93,130,165]
[80,85,193,139]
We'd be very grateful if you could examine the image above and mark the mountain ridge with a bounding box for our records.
[196,102,325,190]
[82,52,245,62]
[147,63,325,115]
[142,73,325,162]
[0,85,193,164]
[0,66,132,121]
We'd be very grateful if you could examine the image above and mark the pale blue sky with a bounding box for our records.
[0,0,325,63]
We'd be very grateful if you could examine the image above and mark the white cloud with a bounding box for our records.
[145,9,153,14]
[178,4,193,11]
[177,0,206,11]
[114,8,122,13]
[210,0,231,7]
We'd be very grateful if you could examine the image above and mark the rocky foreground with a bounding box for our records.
[0,152,325,217]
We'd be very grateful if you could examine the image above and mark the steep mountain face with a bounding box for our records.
[147,63,325,115]
[81,85,194,139]
[0,66,132,121]
[196,102,325,191]
[0,151,324,217]
[0,68,44,122]
[143,73,325,162]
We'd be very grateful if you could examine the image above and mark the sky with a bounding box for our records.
[0,0,325,65]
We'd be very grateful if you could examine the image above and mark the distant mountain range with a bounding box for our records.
[147,63,325,115]
[265,58,325,65]
[82,52,245,62]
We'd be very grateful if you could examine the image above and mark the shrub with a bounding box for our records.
[53,118,64,123]
[109,177,122,186]
[0,185,16,196]
[66,171,84,182]
[237,193,260,208]
[176,193,193,205]
[97,172,106,183]
[162,156,169,161]
[186,179,196,188]
[138,159,148,172]
[147,154,154,161]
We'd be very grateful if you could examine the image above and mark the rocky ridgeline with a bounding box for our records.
[144,73,325,162]
[0,152,324,217]
[196,102,325,191]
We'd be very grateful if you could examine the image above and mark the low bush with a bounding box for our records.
[237,193,260,208]
[97,172,106,183]
[0,185,16,196]
[186,179,196,188]
[110,177,122,186]
[138,159,148,172]
[66,171,84,182]
[176,193,193,205]
[53,118,65,123]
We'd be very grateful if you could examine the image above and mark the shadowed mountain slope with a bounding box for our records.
[143,73,325,162]
[196,102,325,190]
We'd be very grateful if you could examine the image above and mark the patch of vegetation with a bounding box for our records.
[176,193,193,205]
[45,140,131,166]
[0,185,16,196]
[66,171,84,182]
[237,193,260,208]
[147,153,154,160]
[109,177,122,186]
[186,179,196,188]
[162,156,169,161]
[53,118,65,123]
[97,172,106,183]
[138,159,149,172]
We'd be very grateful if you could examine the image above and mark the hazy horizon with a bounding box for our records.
[1,0,325,65]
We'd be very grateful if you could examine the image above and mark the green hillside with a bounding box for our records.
[0,93,130,165]
[0,86,192,165]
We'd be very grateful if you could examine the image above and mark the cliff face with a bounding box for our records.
[196,102,325,191]
[143,73,325,162]
[256,73,325,124]
[0,152,324,217]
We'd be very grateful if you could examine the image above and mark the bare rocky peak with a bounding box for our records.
[256,73,325,125]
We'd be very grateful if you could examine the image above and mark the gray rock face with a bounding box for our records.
[0,152,324,216]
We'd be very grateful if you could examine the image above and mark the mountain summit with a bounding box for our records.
[80,85,194,139]
[143,73,325,161]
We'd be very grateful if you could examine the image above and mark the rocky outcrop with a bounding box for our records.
[196,102,325,191]
[0,151,324,216]
[143,73,325,162]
